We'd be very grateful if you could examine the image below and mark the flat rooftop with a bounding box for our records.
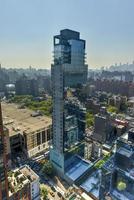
[80,170,101,198]
[20,165,39,182]
[65,156,91,182]
[2,102,52,136]
[111,189,134,200]
[118,147,133,158]
[8,168,30,196]
[81,193,95,200]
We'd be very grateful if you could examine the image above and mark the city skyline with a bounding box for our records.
[0,0,134,68]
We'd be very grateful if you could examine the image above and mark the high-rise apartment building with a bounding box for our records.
[50,29,88,178]
[53,29,88,87]
[0,102,9,200]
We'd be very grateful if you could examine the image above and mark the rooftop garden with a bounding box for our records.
[8,170,29,194]
[94,153,111,169]
[86,111,94,128]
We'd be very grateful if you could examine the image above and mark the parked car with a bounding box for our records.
[57,192,62,198]
[51,186,56,192]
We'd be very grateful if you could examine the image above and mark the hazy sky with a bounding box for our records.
[0,0,134,69]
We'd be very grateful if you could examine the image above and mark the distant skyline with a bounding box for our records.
[0,0,134,69]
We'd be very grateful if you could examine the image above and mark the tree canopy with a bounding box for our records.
[10,95,52,116]
[107,106,118,114]
[41,187,48,200]
[42,161,54,177]
[86,111,94,127]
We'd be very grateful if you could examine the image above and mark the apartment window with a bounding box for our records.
[42,131,46,143]
[37,132,41,145]
[47,129,51,141]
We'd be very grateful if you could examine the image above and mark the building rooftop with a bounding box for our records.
[65,156,91,182]
[20,165,39,182]
[2,102,52,136]
[8,165,39,197]
[8,168,30,196]
[80,170,101,198]
[81,192,95,200]
[118,147,133,158]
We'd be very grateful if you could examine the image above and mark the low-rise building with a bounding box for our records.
[8,165,40,200]
[2,102,52,157]
[20,165,40,200]
[8,168,31,200]
[86,98,101,114]
[108,95,127,110]
[93,109,113,143]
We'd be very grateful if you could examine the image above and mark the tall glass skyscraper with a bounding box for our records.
[53,29,88,87]
[50,29,87,176]
[0,102,9,200]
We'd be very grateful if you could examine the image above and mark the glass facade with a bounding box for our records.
[64,115,78,148]
[53,29,87,87]
[50,29,87,176]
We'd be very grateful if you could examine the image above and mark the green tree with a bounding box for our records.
[107,106,118,113]
[94,153,111,169]
[117,181,126,191]
[86,112,94,127]
[41,187,48,200]
[42,161,54,176]
[9,95,52,116]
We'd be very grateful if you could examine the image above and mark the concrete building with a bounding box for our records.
[50,29,89,182]
[93,109,113,143]
[8,165,40,200]
[86,98,101,114]
[8,168,31,200]
[92,109,127,146]
[2,102,52,157]
[15,75,39,97]
[91,79,134,97]
[108,95,127,111]
[0,102,9,200]
[20,165,40,200]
